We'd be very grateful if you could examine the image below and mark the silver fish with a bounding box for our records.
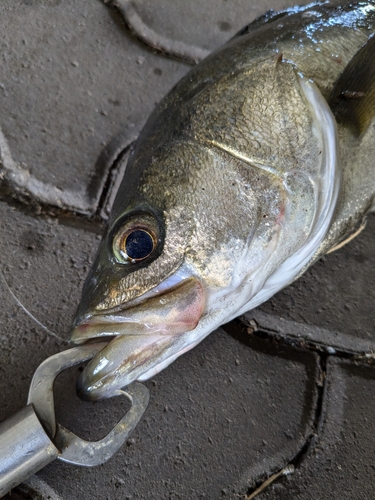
[71,1,375,399]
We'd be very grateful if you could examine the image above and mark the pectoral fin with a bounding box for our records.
[329,36,375,135]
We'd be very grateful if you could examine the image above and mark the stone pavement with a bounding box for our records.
[0,1,374,499]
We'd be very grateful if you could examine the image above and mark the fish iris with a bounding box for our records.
[125,229,154,260]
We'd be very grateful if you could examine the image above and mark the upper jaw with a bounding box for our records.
[70,276,205,400]
[71,275,204,343]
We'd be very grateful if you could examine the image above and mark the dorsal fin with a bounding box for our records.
[329,35,375,135]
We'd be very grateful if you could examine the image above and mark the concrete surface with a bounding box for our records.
[0,0,374,499]
[260,358,375,500]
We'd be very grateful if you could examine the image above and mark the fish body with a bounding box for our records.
[72,1,375,399]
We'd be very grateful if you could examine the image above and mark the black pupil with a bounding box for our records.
[125,230,154,260]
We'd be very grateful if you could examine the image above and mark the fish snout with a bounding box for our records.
[71,277,205,400]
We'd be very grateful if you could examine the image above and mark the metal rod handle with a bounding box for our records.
[0,404,60,497]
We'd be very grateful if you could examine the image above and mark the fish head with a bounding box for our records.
[71,139,260,400]
[71,55,336,400]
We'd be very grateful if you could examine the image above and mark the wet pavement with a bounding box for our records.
[0,1,374,499]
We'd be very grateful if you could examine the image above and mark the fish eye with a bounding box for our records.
[112,215,159,264]
[125,229,154,260]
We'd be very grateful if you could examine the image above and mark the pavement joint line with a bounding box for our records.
[97,142,135,221]
[0,125,137,233]
[244,351,326,499]
[242,313,375,360]
[0,192,105,235]
[233,319,375,376]
[0,124,136,221]
[104,0,208,64]
[0,125,92,215]
[290,353,326,467]
[224,319,324,498]
[252,327,375,365]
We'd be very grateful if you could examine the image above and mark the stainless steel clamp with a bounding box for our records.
[0,343,149,497]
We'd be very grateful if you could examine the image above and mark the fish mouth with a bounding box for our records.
[71,276,205,400]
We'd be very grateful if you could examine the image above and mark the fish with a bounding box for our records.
[71,0,375,400]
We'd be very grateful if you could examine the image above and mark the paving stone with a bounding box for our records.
[109,0,312,63]
[0,0,189,214]
[259,357,375,500]
[0,202,319,499]
[243,213,375,355]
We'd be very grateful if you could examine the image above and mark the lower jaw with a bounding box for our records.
[77,333,175,400]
